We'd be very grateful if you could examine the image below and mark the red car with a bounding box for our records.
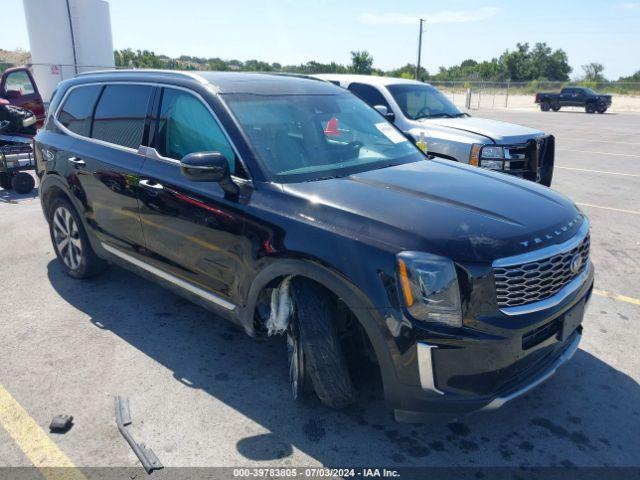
[0,66,45,127]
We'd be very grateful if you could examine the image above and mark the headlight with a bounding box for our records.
[480,146,504,159]
[396,251,462,328]
[470,144,508,170]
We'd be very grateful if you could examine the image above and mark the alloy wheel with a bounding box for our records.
[52,206,83,270]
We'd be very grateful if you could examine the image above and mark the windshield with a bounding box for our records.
[223,93,424,182]
[387,83,464,120]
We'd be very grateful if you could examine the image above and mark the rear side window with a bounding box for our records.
[57,85,101,137]
[155,88,238,174]
[91,84,153,149]
[348,83,390,110]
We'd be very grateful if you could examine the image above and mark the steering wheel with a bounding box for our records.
[416,106,431,118]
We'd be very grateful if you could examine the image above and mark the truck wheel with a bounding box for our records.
[0,172,12,189]
[597,106,607,114]
[291,278,355,409]
[49,197,106,279]
[585,103,596,114]
[10,172,35,194]
[551,105,561,112]
[540,101,550,112]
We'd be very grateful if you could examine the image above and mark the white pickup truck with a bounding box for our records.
[315,74,555,186]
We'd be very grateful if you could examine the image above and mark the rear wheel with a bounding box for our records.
[10,172,35,194]
[291,278,355,409]
[585,103,596,114]
[540,101,550,112]
[49,197,106,279]
[551,104,561,112]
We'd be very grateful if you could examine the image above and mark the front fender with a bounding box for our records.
[240,257,402,405]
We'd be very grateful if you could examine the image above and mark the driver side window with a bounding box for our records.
[155,88,241,176]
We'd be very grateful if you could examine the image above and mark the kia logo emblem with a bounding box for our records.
[570,254,583,274]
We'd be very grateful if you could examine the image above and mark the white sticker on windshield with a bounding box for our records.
[375,122,407,144]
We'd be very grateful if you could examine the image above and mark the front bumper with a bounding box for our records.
[385,259,593,421]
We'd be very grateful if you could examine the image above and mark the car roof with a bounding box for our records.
[73,69,343,95]
[313,74,433,88]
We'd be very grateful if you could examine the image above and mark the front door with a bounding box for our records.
[62,83,153,253]
[136,86,249,307]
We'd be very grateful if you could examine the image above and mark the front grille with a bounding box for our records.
[494,234,590,308]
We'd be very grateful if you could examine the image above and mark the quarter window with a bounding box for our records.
[155,88,239,175]
[91,84,153,149]
[57,85,102,137]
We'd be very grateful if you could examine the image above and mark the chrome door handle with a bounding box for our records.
[139,179,164,190]
[68,157,85,166]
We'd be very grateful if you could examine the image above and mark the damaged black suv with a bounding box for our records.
[35,71,593,421]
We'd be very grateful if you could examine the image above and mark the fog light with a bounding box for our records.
[480,159,503,170]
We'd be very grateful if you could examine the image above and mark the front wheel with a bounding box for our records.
[49,197,106,279]
[585,103,596,114]
[597,106,607,114]
[291,278,355,409]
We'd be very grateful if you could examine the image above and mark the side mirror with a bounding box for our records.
[4,90,22,99]
[180,151,239,195]
[374,104,395,122]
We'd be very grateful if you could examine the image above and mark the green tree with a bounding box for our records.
[582,63,606,82]
[350,50,373,74]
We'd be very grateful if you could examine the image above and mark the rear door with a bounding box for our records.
[559,88,573,107]
[136,86,249,307]
[0,68,45,126]
[62,83,153,253]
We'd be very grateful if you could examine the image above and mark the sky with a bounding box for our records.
[2,0,640,80]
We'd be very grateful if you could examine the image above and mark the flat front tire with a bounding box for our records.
[291,278,355,409]
[49,197,105,279]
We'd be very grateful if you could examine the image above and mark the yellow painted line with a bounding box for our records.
[558,148,640,158]
[556,166,640,177]
[594,289,640,306]
[576,202,640,215]
[0,384,86,480]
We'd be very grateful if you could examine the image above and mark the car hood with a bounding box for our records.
[282,159,583,263]
[418,116,544,144]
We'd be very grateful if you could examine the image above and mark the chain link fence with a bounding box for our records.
[429,81,640,112]
[3,62,640,112]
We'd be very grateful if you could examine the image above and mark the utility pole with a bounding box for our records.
[415,18,425,81]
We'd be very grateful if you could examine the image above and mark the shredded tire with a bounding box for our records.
[292,278,355,408]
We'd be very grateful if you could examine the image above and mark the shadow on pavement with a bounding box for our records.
[0,187,38,204]
[46,260,640,467]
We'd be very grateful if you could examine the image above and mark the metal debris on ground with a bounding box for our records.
[114,395,163,474]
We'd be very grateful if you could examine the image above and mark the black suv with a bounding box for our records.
[35,71,593,420]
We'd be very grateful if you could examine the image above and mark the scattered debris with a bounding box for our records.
[266,276,293,335]
[49,414,73,433]
[114,396,163,474]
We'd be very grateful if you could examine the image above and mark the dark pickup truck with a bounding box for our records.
[535,87,612,114]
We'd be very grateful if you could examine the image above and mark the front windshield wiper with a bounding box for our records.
[414,113,455,120]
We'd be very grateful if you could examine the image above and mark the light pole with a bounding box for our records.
[415,18,425,81]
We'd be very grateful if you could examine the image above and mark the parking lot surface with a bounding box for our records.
[1,108,639,474]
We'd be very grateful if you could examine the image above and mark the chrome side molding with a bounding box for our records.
[101,243,236,311]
